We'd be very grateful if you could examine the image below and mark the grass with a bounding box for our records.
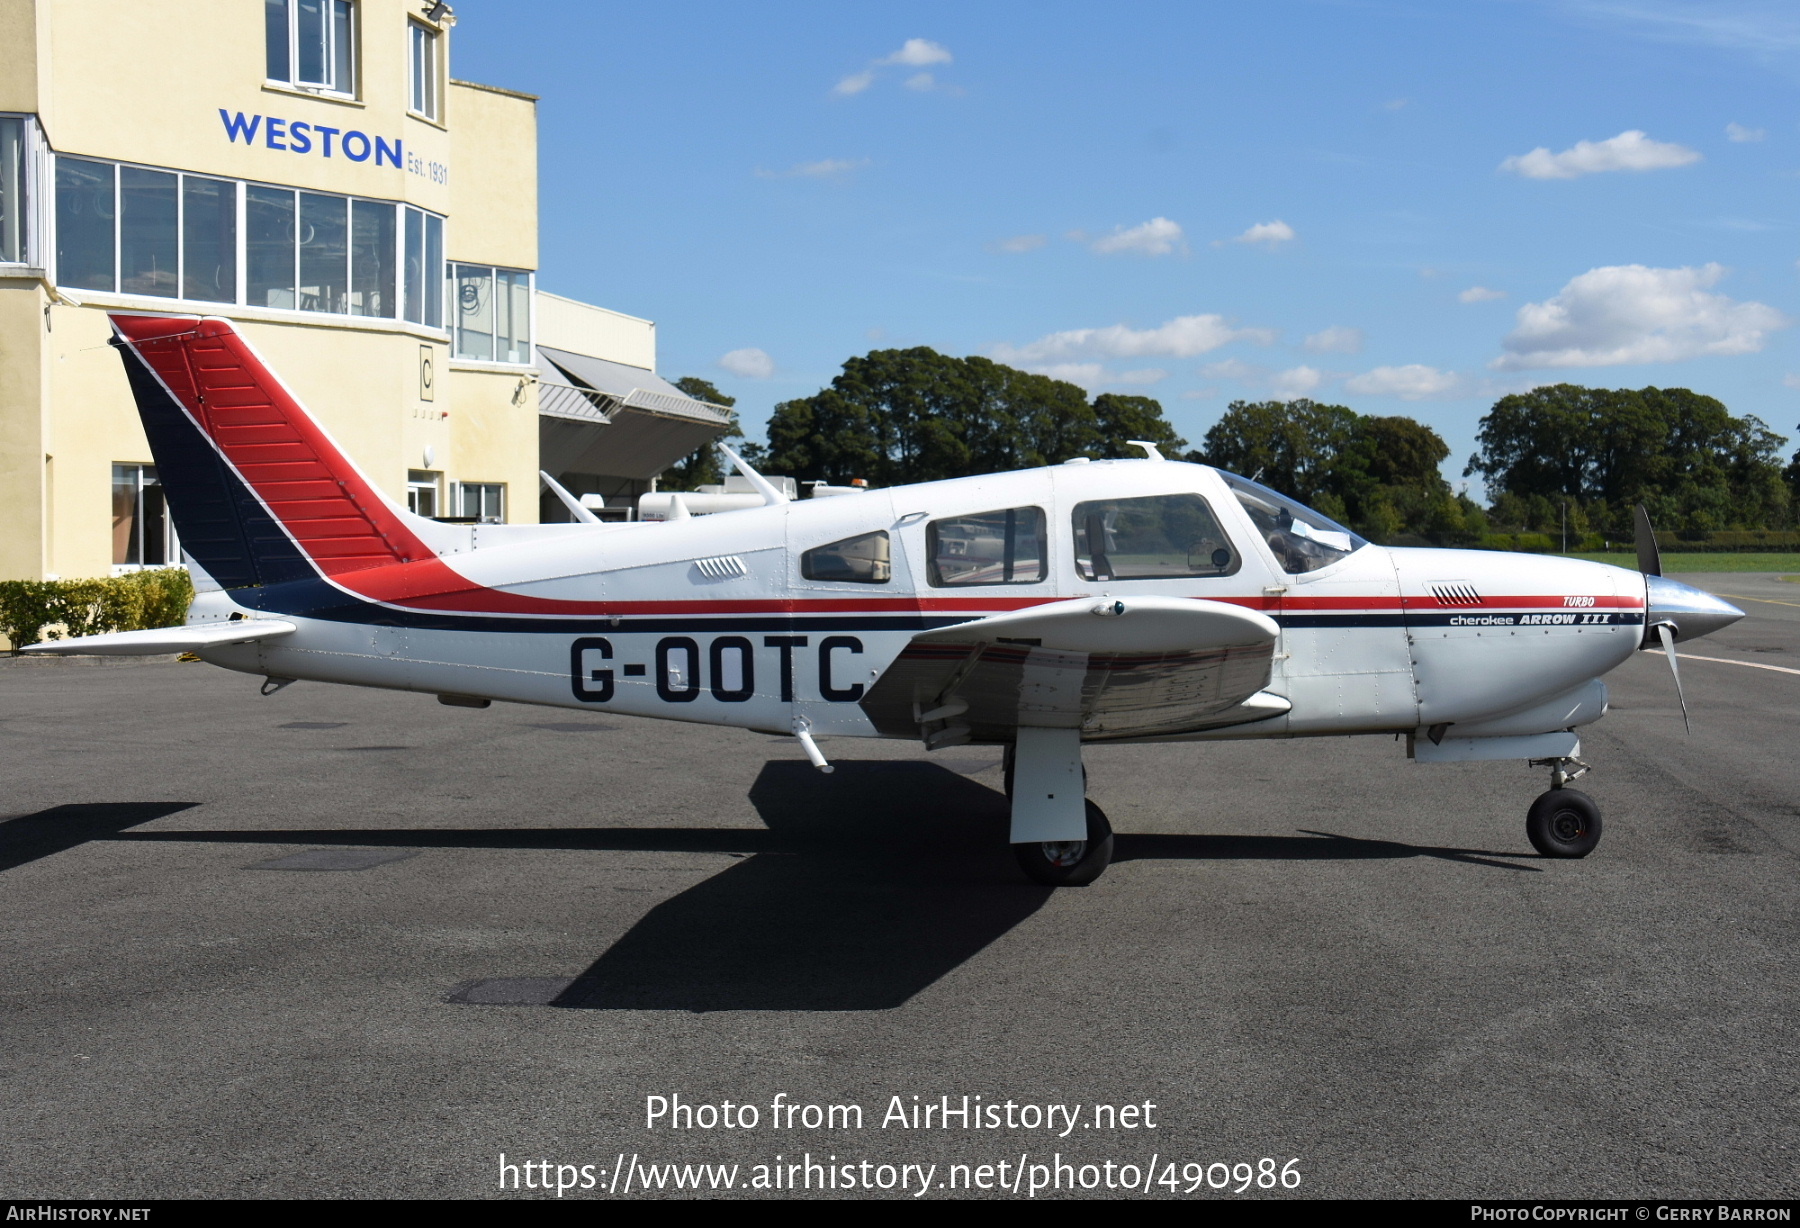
[1552,552,1800,573]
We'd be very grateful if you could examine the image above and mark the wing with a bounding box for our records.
[19,621,298,656]
[860,596,1285,744]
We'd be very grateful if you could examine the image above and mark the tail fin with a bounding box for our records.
[110,313,457,589]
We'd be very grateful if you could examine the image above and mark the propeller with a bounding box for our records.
[1633,503,1662,578]
[1648,620,1691,735]
[1634,504,1688,734]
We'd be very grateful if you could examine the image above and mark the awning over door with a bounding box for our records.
[535,345,732,481]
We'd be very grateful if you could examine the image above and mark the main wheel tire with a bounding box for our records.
[1526,788,1602,858]
[1014,800,1114,886]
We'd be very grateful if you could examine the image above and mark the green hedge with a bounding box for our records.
[0,569,195,651]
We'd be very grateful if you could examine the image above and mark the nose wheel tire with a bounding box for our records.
[1526,788,1602,858]
[1014,800,1114,886]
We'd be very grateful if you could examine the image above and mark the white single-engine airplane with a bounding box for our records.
[28,314,1747,885]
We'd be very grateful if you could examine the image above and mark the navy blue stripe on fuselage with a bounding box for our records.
[232,582,1646,636]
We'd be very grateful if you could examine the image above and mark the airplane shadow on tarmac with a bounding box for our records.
[1,763,1537,1012]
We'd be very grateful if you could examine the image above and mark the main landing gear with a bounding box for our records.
[1524,756,1602,858]
[1002,735,1114,886]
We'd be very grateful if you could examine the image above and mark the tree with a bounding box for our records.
[660,377,739,491]
[1092,393,1187,458]
[760,347,1186,485]
[1187,399,1358,504]
[1466,384,1790,535]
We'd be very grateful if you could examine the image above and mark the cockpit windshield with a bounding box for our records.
[1221,473,1366,574]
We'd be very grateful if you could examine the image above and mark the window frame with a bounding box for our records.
[454,481,506,524]
[450,263,535,364]
[111,462,179,572]
[50,152,448,330]
[266,0,359,99]
[925,506,1049,588]
[1070,491,1243,583]
[0,114,52,269]
[408,20,442,121]
[801,530,892,585]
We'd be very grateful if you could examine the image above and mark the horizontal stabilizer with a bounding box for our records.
[20,621,298,656]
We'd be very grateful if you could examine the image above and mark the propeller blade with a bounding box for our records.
[1634,504,1662,578]
[1653,621,1690,735]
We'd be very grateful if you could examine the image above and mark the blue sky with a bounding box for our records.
[451,0,1800,490]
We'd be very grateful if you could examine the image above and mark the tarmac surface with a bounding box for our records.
[1,572,1796,1200]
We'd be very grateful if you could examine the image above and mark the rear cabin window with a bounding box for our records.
[927,507,1047,586]
[801,530,891,583]
[1072,493,1239,581]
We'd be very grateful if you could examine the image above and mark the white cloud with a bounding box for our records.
[1091,217,1186,256]
[1495,263,1788,369]
[1231,219,1296,247]
[989,233,1047,254]
[883,38,953,67]
[1116,368,1169,385]
[835,39,953,96]
[1199,358,1264,382]
[994,314,1275,365]
[756,157,868,179]
[1345,365,1459,399]
[719,348,774,379]
[1032,363,1105,388]
[1382,98,1409,112]
[1785,373,1800,389]
[1726,122,1766,142]
[1459,285,1508,303]
[1499,130,1701,179]
[1303,325,1363,354]
[1269,366,1325,400]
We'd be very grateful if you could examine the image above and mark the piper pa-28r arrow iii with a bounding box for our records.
[30,313,1747,885]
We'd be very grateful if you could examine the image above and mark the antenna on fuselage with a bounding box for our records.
[1126,440,1166,461]
[718,443,789,506]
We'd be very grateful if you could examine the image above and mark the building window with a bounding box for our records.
[403,206,443,327]
[112,464,175,567]
[55,156,114,291]
[182,175,237,303]
[0,116,27,265]
[457,482,505,523]
[407,470,441,517]
[57,155,441,326]
[409,21,440,119]
[451,265,532,362]
[267,0,357,97]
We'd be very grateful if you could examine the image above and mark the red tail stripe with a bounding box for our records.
[112,314,433,576]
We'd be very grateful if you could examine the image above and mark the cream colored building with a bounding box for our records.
[0,0,727,583]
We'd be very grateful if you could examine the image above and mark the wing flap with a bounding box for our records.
[862,596,1283,742]
[19,621,298,656]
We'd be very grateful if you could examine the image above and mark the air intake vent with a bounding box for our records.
[1429,581,1483,606]
[693,556,749,581]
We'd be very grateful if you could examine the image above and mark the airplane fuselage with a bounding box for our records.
[189,460,1644,746]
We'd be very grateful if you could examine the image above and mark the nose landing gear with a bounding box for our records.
[1525,755,1602,858]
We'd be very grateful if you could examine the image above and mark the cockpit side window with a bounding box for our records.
[801,530,891,583]
[927,507,1047,586]
[1221,473,1365,574]
[1071,493,1240,581]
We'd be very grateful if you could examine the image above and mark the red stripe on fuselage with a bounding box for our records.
[111,314,434,577]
